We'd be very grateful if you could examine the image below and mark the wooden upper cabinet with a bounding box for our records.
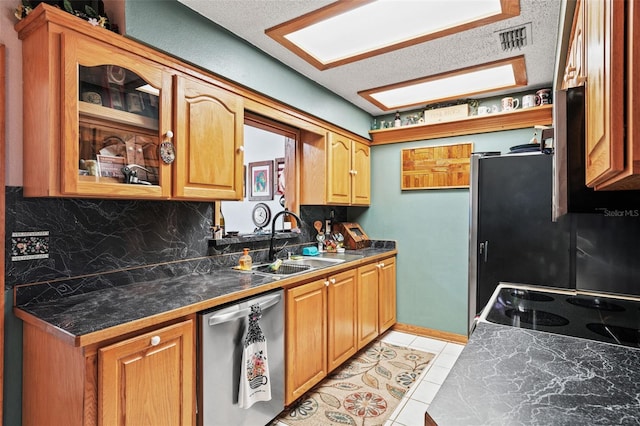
[99,320,195,426]
[173,74,244,200]
[589,0,640,190]
[327,132,352,204]
[305,131,371,206]
[16,4,243,200]
[351,141,371,205]
[584,0,625,187]
[60,32,172,199]
[563,0,585,89]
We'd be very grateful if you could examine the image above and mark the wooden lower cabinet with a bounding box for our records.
[327,269,358,372]
[285,257,397,405]
[357,256,397,349]
[21,318,195,426]
[357,263,380,349]
[99,320,195,426]
[285,269,357,405]
[379,257,397,333]
[285,279,328,405]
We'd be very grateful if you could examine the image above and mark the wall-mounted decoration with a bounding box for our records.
[11,231,49,261]
[248,160,273,201]
[423,104,469,124]
[274,157,285,196]
[401,142,473,190]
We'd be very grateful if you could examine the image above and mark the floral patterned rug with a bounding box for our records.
[275,340,436,426]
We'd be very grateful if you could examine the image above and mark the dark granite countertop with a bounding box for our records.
[14,247,395,345]
[427,322,640,425]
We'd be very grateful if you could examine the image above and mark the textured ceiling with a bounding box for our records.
[177,0,561,116]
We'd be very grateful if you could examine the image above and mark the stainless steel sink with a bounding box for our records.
[251,263,312,276]
[237,256,346,279]
[283,257,345,268]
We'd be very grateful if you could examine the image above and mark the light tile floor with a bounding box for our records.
[275,330,465,426]
[380,331,465,426]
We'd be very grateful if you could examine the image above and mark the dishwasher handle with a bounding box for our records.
[208,293,282,326]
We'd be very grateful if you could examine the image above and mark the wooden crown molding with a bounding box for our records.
[359,55,528,111]
[265,0,520,71]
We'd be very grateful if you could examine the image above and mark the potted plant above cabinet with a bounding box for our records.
[16,3,244,201]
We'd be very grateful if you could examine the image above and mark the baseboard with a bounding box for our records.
[392,323,468,345]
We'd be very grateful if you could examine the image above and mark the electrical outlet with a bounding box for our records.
[11,231,49,261]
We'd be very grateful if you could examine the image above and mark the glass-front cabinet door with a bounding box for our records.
[62,32,173,198]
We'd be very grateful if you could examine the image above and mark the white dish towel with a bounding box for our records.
[238,304,272,409]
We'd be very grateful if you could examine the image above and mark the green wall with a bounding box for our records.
[123,0,372,138]
[123,0,540,336]
[351,128,536,336]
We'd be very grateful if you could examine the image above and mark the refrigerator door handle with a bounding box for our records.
[479,241,489,262]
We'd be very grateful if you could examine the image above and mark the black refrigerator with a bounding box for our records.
[468,152,572,332]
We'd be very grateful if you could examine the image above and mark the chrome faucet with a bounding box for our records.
[269,209,303,261]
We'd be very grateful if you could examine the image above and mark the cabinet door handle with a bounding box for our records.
[353,170,358,175]
[150,335,161,346]
[165,130,174,139]
[325,280,330,287]
[237,146,245,152]
[330,278,336,284]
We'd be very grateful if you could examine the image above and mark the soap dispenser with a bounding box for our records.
[239,248,252,271]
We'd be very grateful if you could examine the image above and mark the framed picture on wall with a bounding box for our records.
[248,160,273,201]
[274,157,285,195]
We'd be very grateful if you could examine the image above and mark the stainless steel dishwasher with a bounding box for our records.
[198,289,285,426]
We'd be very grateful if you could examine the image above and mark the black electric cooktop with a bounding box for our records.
[480,284,640,349]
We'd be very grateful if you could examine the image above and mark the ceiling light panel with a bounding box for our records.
[266,0,520,70]
[359,56,527,111]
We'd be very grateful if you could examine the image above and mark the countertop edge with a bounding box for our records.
[15,248,397,347]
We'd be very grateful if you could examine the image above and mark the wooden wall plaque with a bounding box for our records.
[401,142,473,190]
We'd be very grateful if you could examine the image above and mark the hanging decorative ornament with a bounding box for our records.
[159,131,175,164]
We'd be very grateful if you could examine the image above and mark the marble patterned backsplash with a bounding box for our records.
[5,186,215,288]
[5,188,362,304]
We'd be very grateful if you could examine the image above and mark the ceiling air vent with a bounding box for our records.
[497,23,532,51]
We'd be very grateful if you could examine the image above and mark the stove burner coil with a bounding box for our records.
[509,289,555,302]
[504,308,570,327]
[587,323,640,347]
[567,296,625,312]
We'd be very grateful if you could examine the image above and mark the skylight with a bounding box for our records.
[359,56,528,111]
[266,0,520,70]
